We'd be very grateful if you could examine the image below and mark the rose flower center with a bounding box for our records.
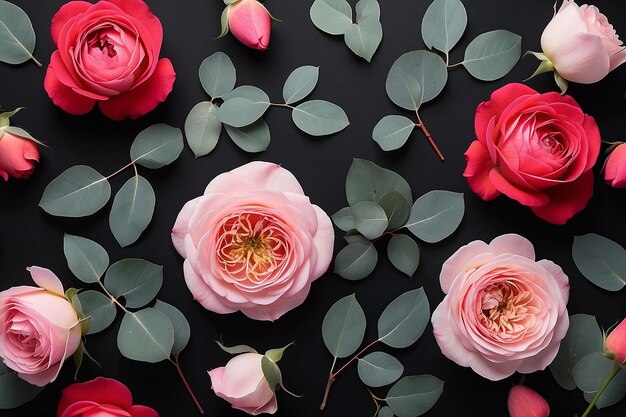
[480,282,535,334]
[87,31,119,59]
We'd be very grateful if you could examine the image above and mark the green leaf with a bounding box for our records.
[184,101,222,158]
[550,314,603,390]
[104,259,163,309]
[292,100,349,136]
[217,97,270,128]
[573,352,626,408]
[0,362,43,409]
[351,201,388,240]
[378,288,430,348]
[387,234,420,277]
[224,118,270,153]
[462,30,522,81]
[283,66,319,105]
[199,51,236,98]
[346,159,412,206]
[378,191,411,230]
[421,0,467,54]
[39,165,111,217]
[573,234,626,291]
[405,191,464,243]
[344,233,369,244]
[310,0,352,36]
[130,124,184,169]
[0,0,38,65]
[63,234,109,283]
[373,115,415,151]
[334,241,378,280]
[265,342,293,363]
[216,341,258,355]
[386,50,447,110]
[332,207,356,232]
[117,309,174,363]
[344,18,383,63]
[583,368,626,409]
[358,351,404,387]
[76,290,116,335]
[379,406,394,417]
[355,0,380,21]
[109,175,155,247]
[322,294,367,358]
[153,300,191,355]
[385,375,444,417]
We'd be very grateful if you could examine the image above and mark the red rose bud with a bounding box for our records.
[605,143,626,188]
[0,110,40,181]
[606,318,626,363]
[223,0,272,51]
[507,385,550,417]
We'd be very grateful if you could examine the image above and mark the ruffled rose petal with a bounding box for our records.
[488,234,535,260]
[27,266,64,296]
[183,260,237,314]
[205,162,305,196]
[464,140,500,201]
[531,170,594,224]
[44,66,96,115]
[129,405,159,417]
[57,377,134,415]
[50,1,92,46]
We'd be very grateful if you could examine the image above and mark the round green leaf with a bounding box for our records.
[385,375,444,417]
[355,0,380,21]
[130,124,184,169]
[358,351,404,387]
[109,175,155,248]
[292,100,350,136]
[310,0,352,36]
[63,234,109,283]
[224,118,271,153]
[387,234,420,277]
[421,0,467,54]
[378,191,411,230]
[0,363,43,409]
[378,288,430,348]
[104,259,163,309]
[0,0,37,65]
[39,165,111,217]
[76,290,116,335]
[216,97,270,128]
[373,115,415,151]
[334,241,378,281]
[199,51,236,98]
[322,294,366,358]
[117,309,174,363]
[346,159,412,206]
[573,234,626,291]
[283,66,319,104]
[379,406,394,417]
[332,207,356,231]
[462,30,522,81]
[405,191,464,243]
[344,19,383,63]
[154,300,191,355]
[572,353,621,394]
[184,101,222,158]
[352,201,388,240]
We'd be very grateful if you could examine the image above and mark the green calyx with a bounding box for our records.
[0,107,23,129]
[264,342,295,363]
[525,51,569,94]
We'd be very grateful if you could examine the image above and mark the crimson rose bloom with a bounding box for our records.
[44,0,176,120]
[464,83,600,224]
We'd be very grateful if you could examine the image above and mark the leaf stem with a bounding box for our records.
[446,61,464,68]
[581,362,622,417]
[416,111,444,161]
[367,387,381,417]
[271,103,295,109]
[172,355,205,414]
[106,161,136,180]
[96,280,130,314]
[30,55,42,68]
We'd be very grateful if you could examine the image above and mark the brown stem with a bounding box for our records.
[416,111,444,161]
[173,356,205,414]
[30,55,42,68]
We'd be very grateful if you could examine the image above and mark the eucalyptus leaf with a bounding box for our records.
[223,85,269,102]
[344,234,369,244]
[379,407,394,417]
[573,234,626,291]
[76,290,116,335]
[2,126,43,146]
[355,0,380,21]
[283,66,319,104]
[334,241,378,280]
[378,191,411,230]
[217,341,258,355]
[378,288,430,348]
[387,234,420,277]
[344,19,383,63]
[572,353,622,398]
[154,300,191,355]
[421,0,467,54]
[292,100,349,136]
[310,0,352,36]
[346,159,412,206]
[351,201,388,240]
[0,363,43,409]
[322,294,367,358]
[358,351,404,387]
[462,30,522,81]
[39,165,111,217]
[117,309,174,363]
[184,101,221,158]
[130,124,184,169]
[405,191,464,243]
[104,259,163,309]
[373,115,416,151]
[217,97,270,128]
[63,234,109,283]
[199,51,236,98]
[224,118,271,153]
[109,175,155,247]
[332,207,356,231]
[583,368,626,409]
[385,375,444,417]
[0,0,38,65]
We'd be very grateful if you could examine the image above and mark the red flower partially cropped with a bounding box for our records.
[464,83,601,224]
[44,0,176,120]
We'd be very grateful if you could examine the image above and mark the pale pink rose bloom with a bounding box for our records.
[431,234,570,381]
[209,352,277,415]
[171,161,334,321]
[541,0,626,83]
[508,385,550,417]
[0,267,81,386]
[228,0,272,50]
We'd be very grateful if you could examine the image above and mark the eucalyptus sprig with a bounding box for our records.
[333,159,464,281]
[184,52,349,157]
[0,0,41,67]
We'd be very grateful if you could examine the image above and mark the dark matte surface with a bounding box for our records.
[1,0,626,416]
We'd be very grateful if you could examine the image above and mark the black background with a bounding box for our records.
[1,0,626,416]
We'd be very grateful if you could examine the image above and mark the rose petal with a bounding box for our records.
[531,170,594,224]
[57,377,134,415]
[44,65,96,115]
[27,266,65,296]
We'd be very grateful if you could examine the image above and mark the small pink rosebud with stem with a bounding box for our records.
[219,0,273,51]
[507,385,550,417]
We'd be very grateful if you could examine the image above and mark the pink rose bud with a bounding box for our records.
[606,318,626,364]
[508,385,550,417]
[0,130,39,181]
[604,143,626,188]
[222,0,272,51]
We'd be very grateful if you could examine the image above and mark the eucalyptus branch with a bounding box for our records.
[96,280,130,314]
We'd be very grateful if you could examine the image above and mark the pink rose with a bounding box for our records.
[0,130,39,181]
[431,234,570,381]
[172,161,334,321]
[540,1,626,84]
[604,143,626,188]
[209,352,277,415]
[222,0,272,50]
[508,385,550,417]
[0,267,81,386]
[57,377,158,417]
[464,83,601,225]
[605,318,626,364]
[44,0,176,120]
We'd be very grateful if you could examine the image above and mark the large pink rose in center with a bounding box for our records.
[171,162,334,321]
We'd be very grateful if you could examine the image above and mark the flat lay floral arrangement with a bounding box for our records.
[0,0,625,416]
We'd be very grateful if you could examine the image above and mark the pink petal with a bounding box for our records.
[183,260,236,314]
[50,1,92,46]
[44,65,96,115]
[27,266,64,295]
[204,162,305,196]
[439,240,490,293]
[488,234,535,260]
[309,205,334,279]
[58,377,134,415]
[171,197,201,257]
[531,170,594,224]
[464,140,500,201]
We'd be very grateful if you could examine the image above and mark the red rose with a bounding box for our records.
[0,131,39,181]
[464,83,600,224]
[44,0,176,120]
[57,377,158,417]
